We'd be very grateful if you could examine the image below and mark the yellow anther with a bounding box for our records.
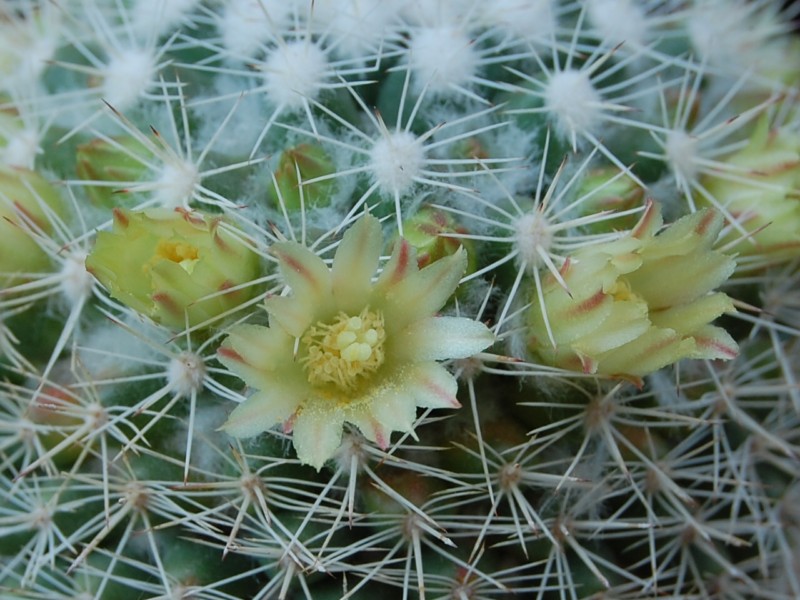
[153,240,200,273]
[301,307,386,391]
[336,331,357,349]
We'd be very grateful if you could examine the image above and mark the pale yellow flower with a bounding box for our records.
[218,214,494,470]
[86,208,260,330]
[703,116,800,263]
[0,167,65,287]
[526,201,738,381]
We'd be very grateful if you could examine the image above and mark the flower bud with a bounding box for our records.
[0,167,65,286]
[575,167,645,233]
[86,208,261,330]
[703,116,800,263]
[526,202,738,381]
[269,143,335,210]
[76,135,151,207]
[402,205,474,270]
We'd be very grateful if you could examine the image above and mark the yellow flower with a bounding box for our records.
[86,208,260,330]
[703,116,800,263]
[0,167,65,287]
[526,201,738,381]
[218,215,495,470]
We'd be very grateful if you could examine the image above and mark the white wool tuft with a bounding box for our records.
[132,0,201,37]
[1,128,40,169]
[220,0,291,58]
[154,161,200,208]
[167,351,207,398]
[59,250,94,306]
[262,41,328,110]
[586,0,647,47]
[369,131,425,196]
[544,69,602,142]
[664,130,700,183]
[102,49,156,111]
[513,211,554,270]
[408,26,478,96]
[481,0,557,43]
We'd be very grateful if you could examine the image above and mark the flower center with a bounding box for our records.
[155,240,200,273]
[302,307,386,391]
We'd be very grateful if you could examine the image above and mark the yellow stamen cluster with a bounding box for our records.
[154,240,200,273]
[302,307,386,391]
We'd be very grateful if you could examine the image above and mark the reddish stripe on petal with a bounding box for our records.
[632,199,655,239]
[423,376,461,408]
[217,346,244,362]
[176,207,205,226]
[283,412,297,434]
[276,249,320,288]
[152,292,181,315]
[373,418,389,449]
[569,289,605,316]
[578,353,597,374]
[211,221,235,253]
[696,336,739,359]
[694,210,717,236]
[112,208,129,228]
[389,239,411,284]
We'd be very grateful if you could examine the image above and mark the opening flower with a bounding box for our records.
[702,116,800,264]
[218,214,495,470]
[0,167,65,287]
[86,208,261,330]
[526,201,739,382]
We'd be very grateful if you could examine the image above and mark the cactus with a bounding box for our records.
[1,1,799,599]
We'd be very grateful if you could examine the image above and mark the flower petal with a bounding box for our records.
[598,328,695,378]
[369,386,418,438]
[219,324,287,368]
[649,292,735,334]
[375,237,418,291]
[690,324,739,360]
[347,412,391,449]
[292,406,346,471]
[380,247,467,329]
[221,387,302,439]
[271,240,330,311]
[264,295,316,338]
[332,214,382,313]
[402,362,461,409]
[394,316,495,362]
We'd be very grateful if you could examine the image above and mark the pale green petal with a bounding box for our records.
[221,388,301,438]
[629,199,663,240]
[292,406,346,471]
[381,247,467,329]
[271,240,331,311]
[597,328,694,378]
[332,214,382,313]
[624,251,735,308]
[642,208,723,258]
[394,316,494,362]
[572,299,650,355]
[217,323,293,388]
[374,238,419,292]
[264,295,316,338]
[369,387,417,437]
[402,362,460,409]
[347,411,391,449]
[649,292,735,334]
[690,325,739,361]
